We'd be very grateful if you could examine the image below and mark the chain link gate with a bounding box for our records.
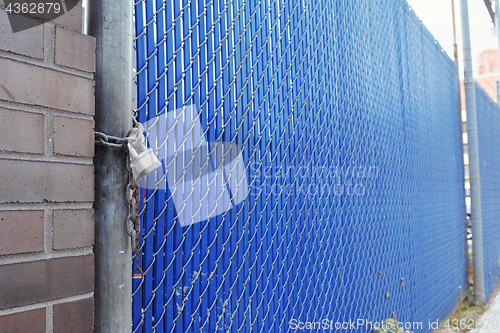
[132,0,468,332]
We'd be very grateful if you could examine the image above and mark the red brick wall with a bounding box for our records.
[477,49,499,75]
[0,2,95,332]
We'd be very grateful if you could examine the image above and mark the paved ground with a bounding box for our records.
[434,291,500,333]
[470,292,500,333]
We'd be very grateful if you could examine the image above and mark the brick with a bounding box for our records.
[0,308,46,333]
[53,209,93,250]
[0,107,44,154]
[0,58,94,115]
[0,210,44,255]
[55,26,95,72]
[53,297,93,333]
[52,1,83,32]
[54,116,94,157]
[0,255,94,310]
[0,8,43,59]
[0,159,93,203]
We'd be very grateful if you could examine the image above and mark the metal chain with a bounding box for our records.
[95,121,141,275]
[124,138,143,279]
[94,131,129,148]
[132,184,143,279]
[96,125,147,277]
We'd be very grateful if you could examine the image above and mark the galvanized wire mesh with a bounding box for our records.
[475,83,500,302]
[132,0,468,332]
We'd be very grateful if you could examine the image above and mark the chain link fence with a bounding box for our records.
[476,83,500,302]
[132,0,468,332]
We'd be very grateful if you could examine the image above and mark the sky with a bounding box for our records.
[406,0,498,77]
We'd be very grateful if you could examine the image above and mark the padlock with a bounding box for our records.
[128,142,162,180]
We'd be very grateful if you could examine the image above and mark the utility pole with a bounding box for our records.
[87,0,133,331]
[452,0,459,64]
[460,0,486,305]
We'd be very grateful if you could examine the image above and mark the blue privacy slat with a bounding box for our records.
[153,0,166,331]
[133,0,471,332]
[171,1,183,332]
[141,0,157,331]
[132,0,146,330]
[203,1,216,332]
[163,2,175,333]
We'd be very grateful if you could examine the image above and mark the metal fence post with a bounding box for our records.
[460,0,486,305]
[87,0,133,331]
[452,0,459,65]
[496,80,500,104]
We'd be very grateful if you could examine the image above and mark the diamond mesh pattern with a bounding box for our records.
[132,0,468,332]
